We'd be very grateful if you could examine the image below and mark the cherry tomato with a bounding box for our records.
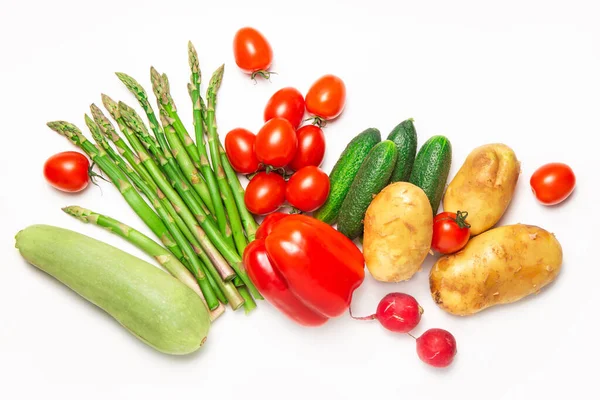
[305,74,346,122]
[285,166,330,212]
[233,27,273,78]
[225,128,260,174]
[289,125,326,171]
[530,162,576,205]
[255,117,298,168]
[43,151,90,193]
[431,211,471,254]
[245,172,286,215]
[264,87,305,128]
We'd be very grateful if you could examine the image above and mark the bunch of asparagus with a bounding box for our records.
[47,42,261,320]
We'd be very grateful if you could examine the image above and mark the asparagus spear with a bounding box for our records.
[84,114,220,311]
[62,206,225,320]
[46,120,185,265]
[115,72,215,215]
[238,286,257,314]
[218,143,259,242]
[204,65,247,256]
[187,42,232,248]
[151,66,201,167]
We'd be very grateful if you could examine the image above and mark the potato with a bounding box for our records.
[443,143,520,236]
[430,224,563,316]
[363,182,433,282]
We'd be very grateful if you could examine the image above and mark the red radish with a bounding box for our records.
[416,328,457,368]
[350,293,423,333]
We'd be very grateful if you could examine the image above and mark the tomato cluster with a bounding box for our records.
[226,81,347,216]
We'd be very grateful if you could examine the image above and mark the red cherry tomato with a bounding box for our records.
[305,74,346,122]
[431,211,471,254]
[225,128,260,174]
[255,117,298,168]
[530,162,576,205]
[264,87,305,129]
[43,151,90,193]
[233,27,273,78]
[244,172,286,215]
[289,125,326,171]
[285,166,330,212]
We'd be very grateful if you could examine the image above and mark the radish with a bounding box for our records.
[350,292,423,333]
[415,328,457,368]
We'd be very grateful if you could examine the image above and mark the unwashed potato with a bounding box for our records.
[363,182,433,282]
[443,143,520,236]
[430,224,563,316]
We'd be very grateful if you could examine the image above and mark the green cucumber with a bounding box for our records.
[337,140,398,239]
[409,135,452,214]
[314,128,381,224]
[387,119,418,183]
[15,225,210,355]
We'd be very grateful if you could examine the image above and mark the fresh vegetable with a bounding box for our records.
[264,87,305,128]
[337,140,398,239]
[530,162,576,205]
[15,225,210,355]
[363,182,433,282]
[43,151,91,193]
[431,211,471,254]
[416,329,457,368]
[255,117,298,169]
[204,65,248,256]
[244,214,364,326]
[305,74,346,124]
[285,166,330,212]
[387,119,418,183]
[430,224,563,316]
[233,27,273,80]
[289,125,326,171]
[314,127,381,224]
[245,172,286,215]
[443,143,519,235]
[225,128,260,173]
[218,143,259,242]
[409,135,452,215]
[351,293,423,333]
[188,42,235,256]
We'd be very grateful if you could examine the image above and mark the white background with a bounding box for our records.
[1,0,598,399]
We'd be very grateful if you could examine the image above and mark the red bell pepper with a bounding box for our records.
[243,213,365,326]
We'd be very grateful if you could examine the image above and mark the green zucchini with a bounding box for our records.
[314,128,381,224]
[15,225,210,355]
[337,140,398,239]
[409,135,452,214]
[387,119,418,183]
